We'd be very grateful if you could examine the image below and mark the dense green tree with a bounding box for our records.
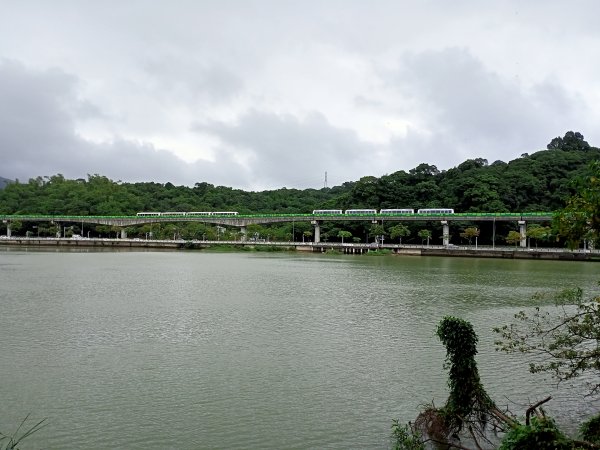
[526,224,552,248]
[369,224,386,244]
[417,229,431,245]
[459,227,480,245]
[505,230,521,247]
[389,224,410,244]
[348,176,379,207]
[495,286,600,398]
[337,230,352,244]
[547,131,590,152]
[553,160,600,248]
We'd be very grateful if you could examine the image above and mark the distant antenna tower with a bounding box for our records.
[324,171,328,188]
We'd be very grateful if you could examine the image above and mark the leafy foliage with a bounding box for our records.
[391,420,424,450]
[494,286,600,397]
[553,160,600,248]
[337,230,352,243]
[460,227,480,245]
[435,317,496,433]
[395,315,600,449]
[389,224,410,244]
[505,230,522,247]
[580,412,600,444]
[499,417,574,450]
[526,224,552,248]
[399,318,507,448]
[417,229,431,244]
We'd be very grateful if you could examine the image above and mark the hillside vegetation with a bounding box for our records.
[1,132,598,216]
[0,131,598,244]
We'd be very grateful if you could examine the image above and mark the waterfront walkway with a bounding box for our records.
[0,237,596,261]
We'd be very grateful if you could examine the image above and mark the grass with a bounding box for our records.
[0,415,47,450]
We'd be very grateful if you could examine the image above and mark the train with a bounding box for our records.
[136,208,455,217]
[312,208,454,215]
[136,211,239,217]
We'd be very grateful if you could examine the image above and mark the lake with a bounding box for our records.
[1,249,599,449]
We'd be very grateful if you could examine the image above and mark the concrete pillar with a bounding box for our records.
[518,221,526,248]
[6,222,11,238]
[121,229,127,239]
[55,223,61,238]
[441,221,449,246]
[311,220,321,243]
[240,226,247,241]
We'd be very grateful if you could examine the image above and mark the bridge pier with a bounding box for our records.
[121,229,127,239]
[311,220,321,243]
[518,220,527,248]
[240,226,247,241]
[441,221,450,246]
[4,221,11,238]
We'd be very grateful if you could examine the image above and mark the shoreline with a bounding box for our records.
[0,237,598,261]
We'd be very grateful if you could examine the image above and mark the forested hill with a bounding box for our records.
[0,131,598,215]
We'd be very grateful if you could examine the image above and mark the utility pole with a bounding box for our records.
[324,171,328,188]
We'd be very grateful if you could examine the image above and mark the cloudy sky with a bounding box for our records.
[1,1,599,190]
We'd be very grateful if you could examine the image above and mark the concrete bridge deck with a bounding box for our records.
[0,212,554,227]
[1,212,556,247]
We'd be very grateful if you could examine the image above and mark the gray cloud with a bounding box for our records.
[195,110,380,189]
[381,48,589,167]
[0,2,599,190]
[142,56,244,106]
[0,61,213,185]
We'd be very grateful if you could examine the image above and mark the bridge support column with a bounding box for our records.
[5,221,11,238]
[55,223,61,238]
[121,229,127,239]
[311,220,321,243]
[441,221,449,247]
[518,220,527,248]
[240,226,247,241]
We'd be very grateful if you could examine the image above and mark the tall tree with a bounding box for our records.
[370,224,386,245]
[505,230,521,247]
[337,230,352,244]
[553,160,600,248]
[418,229,432,245]
[526,224,551,248]
[389,224,410,244]
[459,227,480,245]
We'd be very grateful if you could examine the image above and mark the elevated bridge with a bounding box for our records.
[1,212,554,247]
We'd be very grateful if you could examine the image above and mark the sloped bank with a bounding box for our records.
[419,247,599,261]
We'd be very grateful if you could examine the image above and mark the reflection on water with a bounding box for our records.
[0,250,598,449]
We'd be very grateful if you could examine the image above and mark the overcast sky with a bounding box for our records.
[1,1,599,190]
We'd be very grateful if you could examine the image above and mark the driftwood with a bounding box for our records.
[525,395,551,426]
